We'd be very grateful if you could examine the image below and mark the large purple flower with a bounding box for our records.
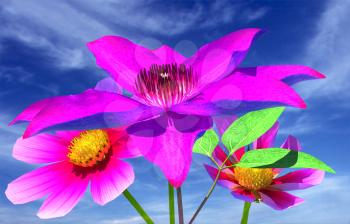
[10,28,325,187]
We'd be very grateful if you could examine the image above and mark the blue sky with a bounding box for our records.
[0,0,349,223]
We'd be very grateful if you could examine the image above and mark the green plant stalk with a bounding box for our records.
[241,202,252,224]
[123,190,154,224]
[168,183,175,224]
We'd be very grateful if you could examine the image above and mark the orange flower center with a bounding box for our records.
[68,130,110,167]
[234,167,274,190]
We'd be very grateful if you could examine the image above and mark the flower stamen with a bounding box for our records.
[68,130,110,167]
[234,167,274,191]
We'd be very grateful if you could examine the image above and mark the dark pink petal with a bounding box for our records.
[204,164,235,181]
[128,125,196,187]
[231,186,255,202]
[253,122,279,149]
[172,73,306,116]
[22,89,161,138]
[281,135,301,151]
[186,28,263,88]
[13,134,69,164]
[9,98,51,125]
[152,45,186,64]
[87,36,162,93]
[212,146,235,166]
[95,77,121,94]
[241,65,325,85]
[107,129,142,159]
[37,163,89,218]
[271,169,324,191]
[90,159,134,205]
[5,162,69,204]
[260,189,304,210]
[234,147,245,162]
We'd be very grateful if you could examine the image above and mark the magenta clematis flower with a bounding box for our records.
[205,123,324,210]
[6,128,139,218]
[10,28,325,187]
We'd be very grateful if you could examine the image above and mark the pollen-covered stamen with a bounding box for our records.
[234,167,274,191]
[135,63,197,108]
[68,130,110,167]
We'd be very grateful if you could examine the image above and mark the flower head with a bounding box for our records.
[6,128,139,218]
[10,28,325,187]
[205,123,325,210]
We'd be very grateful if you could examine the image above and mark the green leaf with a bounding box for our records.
[236,148,335,173]
[193,129,219,157]
[222,107,285,155]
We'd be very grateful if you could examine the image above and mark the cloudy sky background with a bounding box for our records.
[0,0,349,223]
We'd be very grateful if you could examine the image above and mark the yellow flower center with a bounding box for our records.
[234,167,274,190]
[68,130,110,167]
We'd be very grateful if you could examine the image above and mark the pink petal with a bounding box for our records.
[212,146,235,166]
[87,36,162,94]
[37,163,89,219]
[260,189,304,210]
[152,45,186,64]
[22,89,160,138]
[250,65,325,85]
[186,28,263,89]
[281,135,301,151]
[270,169,324,191]
[9,98,51,125]
[234,147,245,162]
[253,122,279,149]
[6,162,68,204]
[128,125,195,187]
[13,134,69,164]
[172,73,306,116]
[231,186,256,202]
[90,159,134,205]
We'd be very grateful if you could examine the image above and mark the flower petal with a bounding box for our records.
[128,125,196,187]
[260,189,304,210]
[107,129,141,159]
[37,163,89,219]
[13,134,69,164]
[9,98,51,125]
[22,89,161,138]
[95,77,121,93]
[186,28,263,88]
[231,186,255,202]
[90,159,134,205]
[281,135,301,151]
[253,122,279,149]
[5,162,69,204]
[172,73,306,116]
[239,65,325,86]
[271,169,324,191]
[152,45,186,64]
[213,115,237,136]
[212,146,235,166]
[87,36,162,93]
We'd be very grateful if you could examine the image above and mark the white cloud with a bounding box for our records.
[300,0,350,99]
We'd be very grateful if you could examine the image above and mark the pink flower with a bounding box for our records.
[10,28,325,187]
[5,128,139,218]
[205,123,325,210]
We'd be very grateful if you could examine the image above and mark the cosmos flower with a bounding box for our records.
[205,123,325,210]
[10,28,325,187]
[6,128,139,218]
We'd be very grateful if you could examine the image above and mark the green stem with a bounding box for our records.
[123,190,154,224]
[240,202,252,224]
[168,183,175,224]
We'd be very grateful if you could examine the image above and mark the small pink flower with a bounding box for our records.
[6,128,140,219]
[205,123,324,210]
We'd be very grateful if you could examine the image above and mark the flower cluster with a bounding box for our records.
[5,28,330,222]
